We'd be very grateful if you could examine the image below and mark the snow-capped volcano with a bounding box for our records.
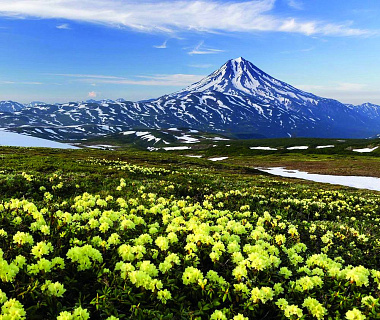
[176,57,316,103]
[1,57,380,140]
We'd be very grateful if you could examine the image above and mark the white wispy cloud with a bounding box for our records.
[188,41,224,55]
[52,73,205,87]
[56,23,70,30]
[0,0,374,37]
[50,73,122,79]
[154,40,168,49]
[286,0,303,10]
[88,91,97,98]
[0,80,43,85]
[281,46,314,54]
[296,82,380,104]
[297,82,368,92]
[189,64,214,68]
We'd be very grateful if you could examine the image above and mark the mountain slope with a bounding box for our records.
[0,100,25,112]
[1,57,380,140]
[141,57,380,138]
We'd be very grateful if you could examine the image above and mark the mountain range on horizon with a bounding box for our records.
[1,57,380,141]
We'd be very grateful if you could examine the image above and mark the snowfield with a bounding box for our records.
[0,131,78,149]
[208,157,229,161]
[352,146,378,153]
[177,135,200,144]
[185,155,203,158]
[287,146,309,150]
[250,146,278,151]
[163,146,190,151]
[256,167,380,192]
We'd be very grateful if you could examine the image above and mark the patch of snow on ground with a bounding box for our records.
[316,145,334,149]
[85,145,119,149]
[352,146,378,153]
[177,135,200,144]
[123,131,136,135]
[250,147,277,151]
[140,134,161,143]
[287,146,309,150]
[208,157,229,161]
[0,131,78,149]
[189,130,199,133]
[256,167,380,192]
[168,128,180,131]
[212,137,230,141]
[185,155,203,158]
[135,131,150,137]
[163,146,190,151]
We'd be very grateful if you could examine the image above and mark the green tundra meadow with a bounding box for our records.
[0,140,379,319]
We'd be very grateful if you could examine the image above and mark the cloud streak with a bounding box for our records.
[189,64,214,68]
[297,82,368,92]
[0,0,374,37]
[56,23,70,30]
[188,41,224,55]
[154,40,168,49]
[53,73,205,87]
[0,80,43,85]
[281,46,314,54]
[286,0,303,10]
[296,82,380,104]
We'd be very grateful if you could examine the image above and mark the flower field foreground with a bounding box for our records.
[0,151,380,319]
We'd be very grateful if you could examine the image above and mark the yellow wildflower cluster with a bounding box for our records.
[0,167,379,319]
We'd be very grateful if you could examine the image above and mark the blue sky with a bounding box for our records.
[0,0,379,104]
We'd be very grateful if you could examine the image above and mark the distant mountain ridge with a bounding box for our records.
[0,100,25,113]
[1,57,380,140]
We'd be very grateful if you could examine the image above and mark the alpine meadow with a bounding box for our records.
[1,0,380,319]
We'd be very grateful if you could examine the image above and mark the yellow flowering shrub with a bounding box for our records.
[0,154,380,319]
